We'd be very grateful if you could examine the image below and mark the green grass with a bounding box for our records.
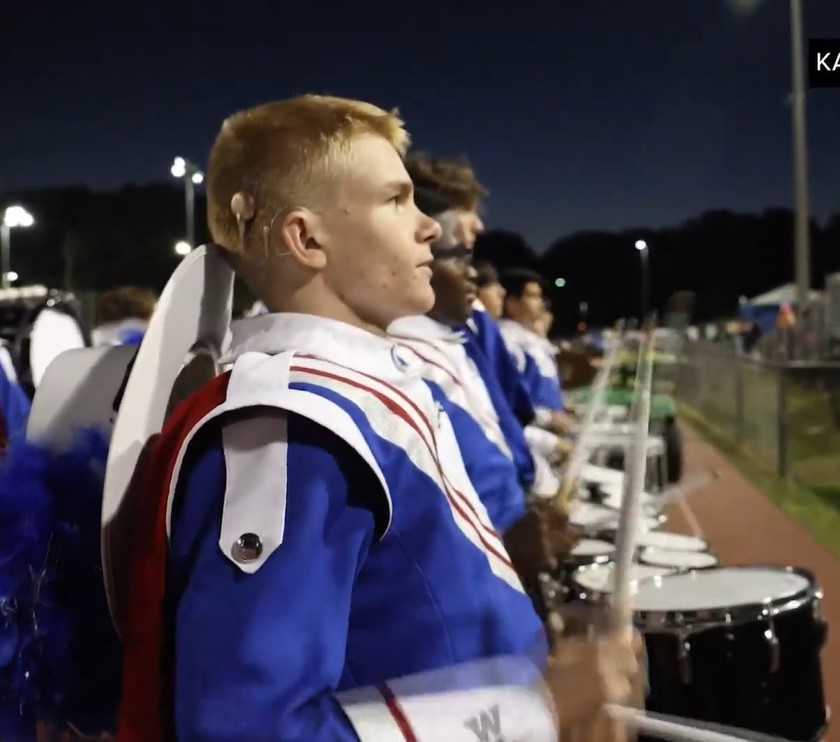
[680,403,840,562]
[786,382,840,496]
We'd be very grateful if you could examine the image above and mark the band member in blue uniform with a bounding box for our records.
[405,154,537,429]
[499,269,576,438]
[474,260,505,321]
[404,155,541,480]
[91,286,156,347]
[388,260,530,532]
[117,96,638,742]
[388,246,578,594]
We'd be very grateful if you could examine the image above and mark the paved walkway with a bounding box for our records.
[666,425,840,741]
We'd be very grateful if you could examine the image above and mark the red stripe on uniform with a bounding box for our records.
[291,363,512,569]
[117,372,233,742]
[378,682,419,742]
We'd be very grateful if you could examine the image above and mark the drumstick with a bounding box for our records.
[575,468,718,536]
[610,317,656,629]
[674,496,706,542]
[659,469,719,541]
[557,320,627,508]
[606,705,796,742]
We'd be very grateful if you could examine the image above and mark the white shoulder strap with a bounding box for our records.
[163,350,393,575]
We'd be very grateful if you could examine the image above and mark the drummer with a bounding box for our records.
[91,286,157,347]
[473,260,505,321]
[392,154,574,566]
[107,94,641,742]
[498,270,583,452]
[404,156,538,432]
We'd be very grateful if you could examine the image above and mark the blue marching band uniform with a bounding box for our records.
[0,133,585,742]
[0,249,575,741]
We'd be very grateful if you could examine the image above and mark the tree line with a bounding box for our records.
[2,183,837,332]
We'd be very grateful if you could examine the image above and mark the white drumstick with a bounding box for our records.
[659,469,719,541]
[659,468,719,506]
[610,320,656,627]
[559,320,626,504]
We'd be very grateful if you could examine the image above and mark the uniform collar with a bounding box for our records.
[224,312,424,380]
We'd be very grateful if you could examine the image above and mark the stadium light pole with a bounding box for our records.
[635,240,649,320]
[1,206,34,289]
[789,0,811,310]
[170,157,204,250]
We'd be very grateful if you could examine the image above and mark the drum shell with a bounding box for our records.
[639,569,827,741]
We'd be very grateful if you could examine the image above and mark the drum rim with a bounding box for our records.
[635,531,709,552]
[638,546,719,570]
[631,565,822,631]
[591,513,668,541]
[570,538,615,554]
[570,561,677,603]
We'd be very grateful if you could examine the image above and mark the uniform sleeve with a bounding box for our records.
[168,412,384,742]
[169,410,558,742]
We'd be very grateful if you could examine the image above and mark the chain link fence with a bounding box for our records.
[677,342,840,500]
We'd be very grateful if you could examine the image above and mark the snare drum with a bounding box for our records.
[569,502,667,543]
[638,547,718,571]
[570,501,664,537]
[554,539,616,599]
[571,562,676,603]
[569,501,616,531]
[635,531,708,553]
[634,566,827,741]
[581,463,625,488]
[567,538,615,568]
[595,482,663,517]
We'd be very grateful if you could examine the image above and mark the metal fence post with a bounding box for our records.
[776,366,789,478]
[734,358,744,444]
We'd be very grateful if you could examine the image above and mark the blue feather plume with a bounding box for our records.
[0,427,121,739]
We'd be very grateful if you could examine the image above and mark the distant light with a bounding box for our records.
[579,301,588,313]
[554,278,566,288]
[191,172,204,185]
[635,240,647,251]
[171,157,187,178]
[5,271,18,283]
[739,295,748,304]
[725,0,763,17]
[3,206,35,228]
[174,241,192,256]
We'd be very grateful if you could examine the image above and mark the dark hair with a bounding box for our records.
[95,286,157,325]
[473,261,500,288]
[405,153,488,215]
[499,268,544,299]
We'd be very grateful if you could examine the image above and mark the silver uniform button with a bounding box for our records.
[390,345,410,372]
[232,532,263,563]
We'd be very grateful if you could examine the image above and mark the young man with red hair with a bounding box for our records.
[116,96,638,742]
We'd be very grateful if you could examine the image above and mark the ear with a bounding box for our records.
[276,208,328,270]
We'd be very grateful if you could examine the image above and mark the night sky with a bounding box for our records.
[4,0,840,251]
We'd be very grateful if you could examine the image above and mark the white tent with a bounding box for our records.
[748,283,820,307]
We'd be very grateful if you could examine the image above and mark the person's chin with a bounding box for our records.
[408,287,437,317]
